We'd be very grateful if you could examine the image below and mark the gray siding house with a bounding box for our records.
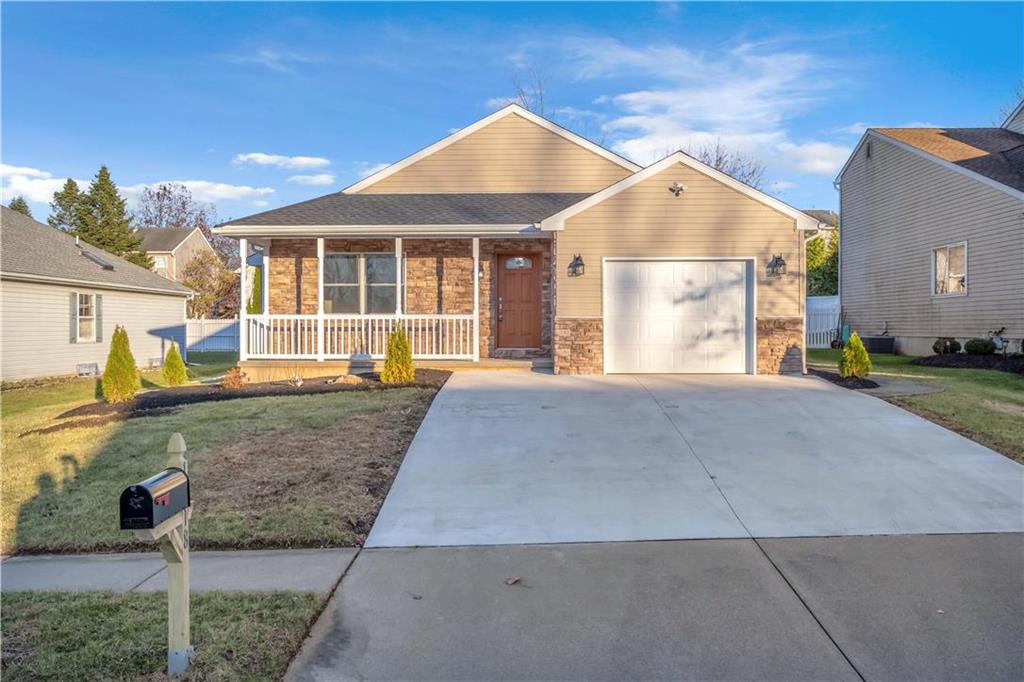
[836,107,1024,356]
[1,207,192,381]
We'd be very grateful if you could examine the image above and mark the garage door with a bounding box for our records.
[604,259,751,374]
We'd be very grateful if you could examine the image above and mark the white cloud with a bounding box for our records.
[485,96,514,111]
[0,164,88,203]
[838,122,870,135]
[355,162,391,179]
[838,120,940,135]
[287,173,335,186]
[233,152,330,170]
[224,49,320,74]
[776,141,851,175]
[0,163,52,179]
[770,179,797,193]
[123,180,274,204]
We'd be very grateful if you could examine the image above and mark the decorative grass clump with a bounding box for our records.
[101,325,139,403]
[162,343,188,386]
[839,331,872,379]
[380,326,415,384]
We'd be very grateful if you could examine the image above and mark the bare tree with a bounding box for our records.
[511,68,546,116]
[131,183,237,265]
[501,68,608,146]
[684,140,766,190]
[998,80,1024,124]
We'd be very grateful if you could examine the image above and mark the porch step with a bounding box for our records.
[238,357,552,383]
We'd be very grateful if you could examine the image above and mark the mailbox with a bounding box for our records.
[120,468,190,530]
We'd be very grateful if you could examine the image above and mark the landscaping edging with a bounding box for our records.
[808,367,880,389]
[912,354,1024,375]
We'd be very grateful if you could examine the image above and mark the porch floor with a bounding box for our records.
[239,357,552,383]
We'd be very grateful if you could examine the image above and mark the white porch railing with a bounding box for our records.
[246,314,476,360]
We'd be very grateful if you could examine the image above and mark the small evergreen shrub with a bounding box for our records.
[162,343,188,386]
[839,332,872,379]
[380,326,415,384]
[101,326,139,403]
[931,338,961,355]
[221,367,247,389]
[963,338,996,355]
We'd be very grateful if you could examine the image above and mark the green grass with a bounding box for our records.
[808,349,1024,462]
[1,591,321,681]
[1,355,438,554]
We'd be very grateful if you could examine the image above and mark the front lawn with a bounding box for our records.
[1,360,443,554]
[808,349,1024,463]
[1,591,321,681]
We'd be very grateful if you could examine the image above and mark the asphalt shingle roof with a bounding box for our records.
[1,207,191,295]
[136,227,196,252]
[873,127,1024,193]
[221,192,593,226]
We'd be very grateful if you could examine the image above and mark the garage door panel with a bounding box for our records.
[605,260,750,374]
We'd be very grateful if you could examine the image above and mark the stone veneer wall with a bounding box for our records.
[756,317,804,374]
[553,318,603,375]
[266,237,553,359]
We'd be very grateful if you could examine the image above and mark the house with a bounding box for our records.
[1,207,192,381]
[135,227,216,280]
[835,102,1024,355]
[213,104,822,380]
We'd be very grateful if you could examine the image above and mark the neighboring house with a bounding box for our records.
[1,207,192,381]
[213,104,822,380]
[136,227,216,280]
[836,103,1024,355]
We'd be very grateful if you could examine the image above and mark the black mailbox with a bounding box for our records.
[120,468,190,530]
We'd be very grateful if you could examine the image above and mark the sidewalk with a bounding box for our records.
[0,548,357,593]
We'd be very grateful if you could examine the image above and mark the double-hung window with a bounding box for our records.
[77,293,96,342]
[323,253,398,314]
[932,242,967,296]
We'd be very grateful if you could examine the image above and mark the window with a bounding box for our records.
[933,243,967,296]
[505,256,533,270]
[323,253,398,314]
[153,255,168,275]
[77,293,96,342]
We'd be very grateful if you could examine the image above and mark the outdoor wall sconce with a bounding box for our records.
[766,254,787,278]
[668,181,687,197]
[567,254,585,277]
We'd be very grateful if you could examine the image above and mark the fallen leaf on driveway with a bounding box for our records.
[504,576,521,586]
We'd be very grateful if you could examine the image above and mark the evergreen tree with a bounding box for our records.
[102,326,139,402]
[380,326,415,384]
[162,342,189,386]
[78,166,153,269]
[247,266,262,314]
[839,332,872,379]
[7,196,32,217]
[49,179,84,232]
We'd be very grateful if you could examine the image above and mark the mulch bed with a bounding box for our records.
[53,370,450,421]
[912,354,1024,376]
[809,367,880,390]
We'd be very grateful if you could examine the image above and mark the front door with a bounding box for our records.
[497,253,542,348]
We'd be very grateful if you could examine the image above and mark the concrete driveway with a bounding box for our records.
[367,372,1023,547]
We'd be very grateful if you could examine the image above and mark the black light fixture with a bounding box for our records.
[668,181,687,197]
[567,254,585,277]
[766,254,787,278]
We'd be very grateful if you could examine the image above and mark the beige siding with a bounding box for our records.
[840,135,1024,342]
[555,162,803,319]
[1005,107,1024,134]
[1,279,187,381]
[149,251,174,280]
[359,113,633,194]
[171,229,215,279]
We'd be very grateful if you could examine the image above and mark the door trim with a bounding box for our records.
[496,251,543,349]
[601,256,758,375]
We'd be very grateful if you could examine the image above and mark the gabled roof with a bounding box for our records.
[216,192,589,235]
[136,227,200,253]
[1002,98,1024,129]
[837,128,1024,200]
[539,151,824,231]
[1,207,191,296]
[341,103,642,194]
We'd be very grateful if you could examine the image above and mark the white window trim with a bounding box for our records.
[931,241,968,298]
[76,292,97,342]
[323,251,398,314]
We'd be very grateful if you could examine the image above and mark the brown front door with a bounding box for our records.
[497,253,542,348]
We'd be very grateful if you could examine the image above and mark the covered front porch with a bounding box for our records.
[237,234,552,367]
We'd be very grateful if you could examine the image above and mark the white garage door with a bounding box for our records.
[604,259,751,374]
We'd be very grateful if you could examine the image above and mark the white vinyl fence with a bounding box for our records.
[186,318,239,352]
[807,296,840,348]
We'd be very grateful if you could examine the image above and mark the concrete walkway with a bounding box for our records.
[1,548,357,593]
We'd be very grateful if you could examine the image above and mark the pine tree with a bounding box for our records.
[839,332,872,379]
[78,166,153,269]
[247,266,262,314]
[101,326,139,402]
[49,179,84,232]
[380,326,415,384]
[162,342,189,386]
[7,196,32,217]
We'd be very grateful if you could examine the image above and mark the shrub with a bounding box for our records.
[963,338,996,355]
[839,332,872,379]
[931,337,961,355]
[221,367,247,389]
[380,326,415,384]
[162,343,188,386]
[101,326,139,403]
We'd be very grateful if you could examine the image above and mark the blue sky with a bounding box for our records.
[2,2,1021,219]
